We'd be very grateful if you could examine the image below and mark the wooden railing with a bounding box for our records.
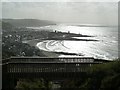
[2,57,111,89]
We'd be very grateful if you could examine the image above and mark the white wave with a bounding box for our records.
[36,40,69,52]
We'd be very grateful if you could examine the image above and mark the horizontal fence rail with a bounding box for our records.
[2,57,110,63]
[3,57,111,73]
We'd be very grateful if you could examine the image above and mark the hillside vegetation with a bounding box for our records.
[61,59,120,90]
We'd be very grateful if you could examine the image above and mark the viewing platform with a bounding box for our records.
[2,57,111,89]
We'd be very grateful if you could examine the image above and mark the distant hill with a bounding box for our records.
[2,19,56,27]
[2,21,14,31]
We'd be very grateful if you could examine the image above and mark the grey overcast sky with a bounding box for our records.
[2,2,118,25]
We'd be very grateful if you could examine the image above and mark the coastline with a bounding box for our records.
[23,39,60,57]
[21,30,98,57]
[24,39,84,57]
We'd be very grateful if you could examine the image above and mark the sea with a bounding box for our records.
[28,24,118,60]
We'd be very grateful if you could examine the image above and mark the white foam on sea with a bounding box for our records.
[35,25,118,60]
[36,40,69,52]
